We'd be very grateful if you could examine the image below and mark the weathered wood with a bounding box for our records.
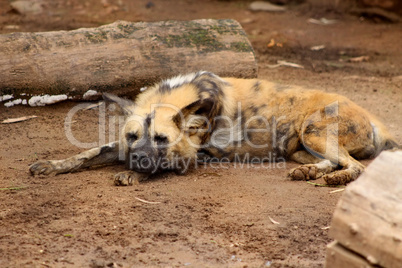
[0,19,257,99]
[328,150,402,268]
[325,241,374,268]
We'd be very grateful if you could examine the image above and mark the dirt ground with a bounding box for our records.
[0,1,401,267]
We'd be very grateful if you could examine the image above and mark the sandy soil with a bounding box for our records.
[0,1,401,267]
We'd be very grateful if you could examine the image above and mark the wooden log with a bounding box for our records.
[0,19,257,100]
[326,241,374,268]
[328,150,402,268]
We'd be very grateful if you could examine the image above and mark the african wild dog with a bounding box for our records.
[30,71,399,185]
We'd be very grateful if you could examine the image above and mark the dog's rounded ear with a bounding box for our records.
[173,98,215,134]
[103,93,134,116]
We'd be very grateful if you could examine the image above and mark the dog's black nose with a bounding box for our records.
[127,151,155,173]
[131,151,147,161]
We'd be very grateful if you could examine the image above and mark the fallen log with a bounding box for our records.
[0,19,257,102]
[326,241,374,268]
[326,150,402,268]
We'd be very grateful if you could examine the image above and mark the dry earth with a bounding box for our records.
[0,0,401,267]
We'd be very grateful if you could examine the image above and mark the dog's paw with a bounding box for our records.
[114,171,148,186]
[322,171,352,185]
[29,160,56,175]
[288,165,320,181]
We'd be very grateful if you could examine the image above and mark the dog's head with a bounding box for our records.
[104,72,227,174]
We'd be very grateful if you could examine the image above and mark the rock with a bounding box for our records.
[249,1,287,12]
[10,1,43,15]
[90,259,105,268]
[4,25,20,30]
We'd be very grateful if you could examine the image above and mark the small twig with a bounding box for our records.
[2,115,37,124]
[347,56,370,63]
[329,188,345,194]
[200,172,222,177]
[83,102,102,110]
[268,216,280,225]
[267,60,304,69]
[310,45,325,51]
[308,18,337,25]
[135,197,161,204]
[0,186,27,191]
[321,226,330,230]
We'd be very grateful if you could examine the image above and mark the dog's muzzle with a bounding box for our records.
[127,151,157,173]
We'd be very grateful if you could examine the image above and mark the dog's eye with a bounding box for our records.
[126,133,138,144]
[154,135,168,144]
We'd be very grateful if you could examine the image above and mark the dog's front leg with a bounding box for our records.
[29,141,122,175]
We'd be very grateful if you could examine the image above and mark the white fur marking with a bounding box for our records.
[163,71,207,89]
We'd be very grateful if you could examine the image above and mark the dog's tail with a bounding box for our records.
[371,120,400,156]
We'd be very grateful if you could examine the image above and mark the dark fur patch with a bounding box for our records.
[158,83,171,94]
[347,124,358,134]
[99,143,116,154]
[154,134,169,146]
[303,123,326,136]
[281,133,299,157]
[194,75,225,101]
[253,81,261,92]
[251,106,259,114]
[289,97,295,105]
[325,104,338,117]
[144,111,155,128]
[275,123,291,152]
[246,106,260,115]
[384,139,399,150]
[126,132,139,146]
[195,80,219,95]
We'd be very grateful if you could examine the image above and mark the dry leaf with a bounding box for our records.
[2,115,37,124]
[267,39,276,48]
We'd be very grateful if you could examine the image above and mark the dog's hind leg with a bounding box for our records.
[288,134,365,185]
[288,150,337,181]
[320,149,365,185]
[30,141,122,175]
